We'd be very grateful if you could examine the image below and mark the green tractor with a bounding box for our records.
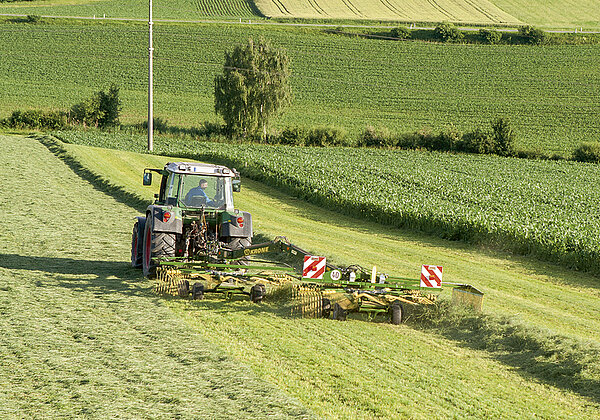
[130,162,252,277]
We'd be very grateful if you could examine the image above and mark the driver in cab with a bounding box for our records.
[185,178,214,207]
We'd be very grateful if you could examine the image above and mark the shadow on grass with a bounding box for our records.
[0,252,150,297]
[413,304,600,404]
[36,135,150,213]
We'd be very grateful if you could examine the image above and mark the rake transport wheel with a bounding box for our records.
[250,283,267,303]
[178,280,190,298]
[390,301,403,325]
[191,282,204,300]
[321,298,332,318]
[142,217,176,278]
[332,303,347,321]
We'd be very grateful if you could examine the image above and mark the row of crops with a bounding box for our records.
[53,129,600,275]
[0,0,263,20]
[1,21,599,152]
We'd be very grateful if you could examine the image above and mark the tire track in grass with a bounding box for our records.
[462,0,501,23]
[426,0,455,20]
[307,0,329,17]
[339,0,364,18]
[378,0,409,19]
[269,0,292,16]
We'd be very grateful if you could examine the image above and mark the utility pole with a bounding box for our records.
[148,0,154,151]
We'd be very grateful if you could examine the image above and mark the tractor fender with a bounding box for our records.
[221,210,253,238]
[146,205,183,234]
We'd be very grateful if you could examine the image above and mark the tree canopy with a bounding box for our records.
[214,37,292,138]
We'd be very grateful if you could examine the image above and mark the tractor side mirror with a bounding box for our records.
[143,172,152,186]
[232,179,241,192]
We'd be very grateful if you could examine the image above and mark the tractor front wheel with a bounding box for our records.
[142,217,176,278]
[130,218,145,269]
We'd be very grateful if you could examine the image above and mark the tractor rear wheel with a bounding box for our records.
[332,303,346,321]
[391,302,403,325]
[142,217,176,278]
[130,218,145,268]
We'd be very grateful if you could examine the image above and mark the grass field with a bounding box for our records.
[1,20,599,153]
[1,0,600,29]
[0,134,311,418]
[14,133,598,418]
[54,129,600,276]
[254,0,519,24]
[492,0,600,29]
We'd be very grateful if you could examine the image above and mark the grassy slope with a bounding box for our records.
[492,0,600,29]
[254,0,519,24]
[0,134,310,418]
[2,0,600,29]
[52,136,600,418]
[1,21,599,153]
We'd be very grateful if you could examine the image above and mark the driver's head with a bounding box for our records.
[198,179,208,189]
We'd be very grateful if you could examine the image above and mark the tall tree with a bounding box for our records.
[214,37,291,138]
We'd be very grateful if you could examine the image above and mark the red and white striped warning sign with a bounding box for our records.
[303,255,326,279]
[421,265,443,288]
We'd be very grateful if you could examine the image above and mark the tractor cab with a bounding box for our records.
[145,162,240,211]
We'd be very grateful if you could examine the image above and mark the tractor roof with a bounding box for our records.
[164,162,238,177]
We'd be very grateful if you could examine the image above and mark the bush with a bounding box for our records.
[305,126,347,147]
[391,26,411,39]
[358,126,395,148]
[70,84,121,128]
[434,23,464,42]
[6,109,67,129]
[479,29,502,44]
[573,142,600,163]
[459,128,495,154]
[432,126,462,151]
[491,117,516,156]
[279,127,308,146]
[519,25,546,45]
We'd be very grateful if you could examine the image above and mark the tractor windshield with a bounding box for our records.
[177,174,234,210]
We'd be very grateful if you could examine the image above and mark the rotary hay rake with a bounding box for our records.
[152,237,483,324]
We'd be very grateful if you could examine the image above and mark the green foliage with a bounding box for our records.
[70,84,122,128]
[434,22,464,42]
[479,28,502,44]
[305,126,347,146]
[460,128,495,154]
[56,129,600,274]
[358,126,395,147]
[214,37,292,139]
[491,117,516,156]
[2,22,600,153]
[4,109,67,129]
[573,141,600,162]
[390,26,411,39]
[519,25,547,45]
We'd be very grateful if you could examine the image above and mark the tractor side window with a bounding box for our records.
[158,174,168,203]
[166,173,180,205]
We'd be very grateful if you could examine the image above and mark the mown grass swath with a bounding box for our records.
[0,134,310,418]
[53,129,600,277]
[37,135,600,418]
[1,20,599,153]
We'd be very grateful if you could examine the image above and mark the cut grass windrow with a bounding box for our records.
[36,134,600,418]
